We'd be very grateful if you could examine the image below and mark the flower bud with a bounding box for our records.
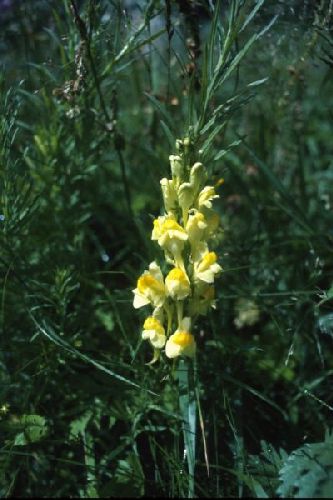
[190,162,206,191]
[169,155,183,178]
[160,178,177,213]
[175,139,183,151]
[183,137,191,147]
[178,182,195,213]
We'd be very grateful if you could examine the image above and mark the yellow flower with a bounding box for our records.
[178,181,196,214]
[165,267,191,300]
[133,262,165,309]
[160,178,178,213]
[201,207,220,237]
[142,316,166,348]
[198,186,219,209]
[178,163,206,214]
[186,210,207,244]
[189,162,206,190]
[194,251,222,283]
[152,215,188,258]
[169,154,183,178]
[165,318,196,358]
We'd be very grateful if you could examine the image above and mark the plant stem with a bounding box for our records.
[178,358,197,498]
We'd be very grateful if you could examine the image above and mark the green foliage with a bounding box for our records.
[244,434,333,498]
[13,415,48,446]
[277,432,333,498]
[110,452,145,497]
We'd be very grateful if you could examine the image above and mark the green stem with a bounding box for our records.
[178,358,197,498]
[176,301,184,327]
[166,302,173,336]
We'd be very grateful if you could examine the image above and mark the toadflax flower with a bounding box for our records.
[165,267,191,300]
[165,317,196,358]
[186,210,207,244]
[142,316,166,348]
[133,261,165,309]
[194,251,222,284]
[198,186,219,210]
[151,215,188,262]
[160,178,178,213]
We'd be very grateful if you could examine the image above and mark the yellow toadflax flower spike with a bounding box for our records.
[133,136,222,361]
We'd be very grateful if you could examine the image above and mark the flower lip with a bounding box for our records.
[142,316,166,349]
[143,316,165,335]
[165,327,196,358]
[161,219,185,232]
[172,331,194,347]
[152,216,188,262]
[133,262,166,309]
[165,267,191,300]
[194,251,222,284]
[200,251,217,270]
[198,185,219,209]
[137,274,164,294]
[152,216,187,239]
[167,268,188,282]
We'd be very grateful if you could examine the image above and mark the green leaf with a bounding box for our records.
[251,479,269,498]
[240,0,266,33]
[246,441,287,497]
[247,77,269,87]
[277,432,333,498]
[14,415,47,446]
[327,284,333,300]
[144,92,174,130]
[29,314,157,395]
[213,139,242,161]
[69,411,93,440]
[215,15,277,93]
[318,313,333,338]
[160,119,176,148]
[108,452,145,497]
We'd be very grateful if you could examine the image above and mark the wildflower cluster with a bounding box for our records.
[133,138,222,361]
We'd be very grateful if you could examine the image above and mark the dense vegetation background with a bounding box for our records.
[1,0,333,497]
